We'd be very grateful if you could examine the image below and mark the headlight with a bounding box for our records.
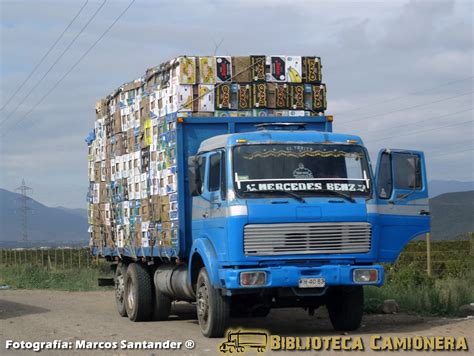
[240,271,267,286]
[353,268,378,284]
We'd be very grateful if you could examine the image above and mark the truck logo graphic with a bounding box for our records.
[219,330,268,353]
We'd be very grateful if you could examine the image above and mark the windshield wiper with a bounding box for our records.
[315,189,356,203]
[246,190,306,203]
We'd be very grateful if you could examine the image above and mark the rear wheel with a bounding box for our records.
[196,268,229,337]
[114,262,127,317]
[327,286,364,331]
[124,263,153,321]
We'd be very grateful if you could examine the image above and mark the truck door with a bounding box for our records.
[192,150,228,259]
[373,149,430,262]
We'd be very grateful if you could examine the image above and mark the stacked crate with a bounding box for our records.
[87,55,327,257]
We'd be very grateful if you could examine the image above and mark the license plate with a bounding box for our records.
[298,277,326,288]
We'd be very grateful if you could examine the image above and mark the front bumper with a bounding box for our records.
[218,264,384,290]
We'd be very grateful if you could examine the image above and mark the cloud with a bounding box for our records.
[0,0,473,208]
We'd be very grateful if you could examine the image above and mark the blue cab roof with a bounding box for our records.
[198,130,364,153]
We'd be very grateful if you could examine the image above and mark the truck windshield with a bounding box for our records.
[233,144,371,198]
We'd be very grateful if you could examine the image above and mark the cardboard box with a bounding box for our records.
[266,56,286,82]
[215,83,232,110]
[311,84,327,112]
[178,56,196,84]
[232,56,251,82]
[198,85,215,112]
[198,56,216,84]
[250,55,266,82]
[252,83,267,108]
[302,56,322,83]
[238,84,252,110]
[286,56,302,83]
[289,84,305,110]
[216,56,232,83]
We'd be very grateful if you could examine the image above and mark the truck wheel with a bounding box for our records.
[327,286,364,331]
[124,263,153,321]
[114,262,128,317]
[196,267,230,338]
[152,286,172,321]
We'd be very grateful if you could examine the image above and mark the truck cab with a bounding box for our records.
[187,125,429,336]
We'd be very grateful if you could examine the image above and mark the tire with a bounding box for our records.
[124,263,153,321]
[196,267,230,338]
[152,285,172,321]
[327,286,364,331]
[114,263,127,317]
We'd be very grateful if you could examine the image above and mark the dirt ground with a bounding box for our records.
[0,289,472,355]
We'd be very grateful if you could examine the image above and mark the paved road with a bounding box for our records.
[0,289,472,355]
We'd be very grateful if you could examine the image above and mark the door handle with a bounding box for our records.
[202,211,209,218]
[419,210,430,216]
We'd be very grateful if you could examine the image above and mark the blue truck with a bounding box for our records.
[93,114,430,338]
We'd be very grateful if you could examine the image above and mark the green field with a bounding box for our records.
[0,238,472,316]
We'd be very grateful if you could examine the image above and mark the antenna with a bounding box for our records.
[15,179,33,244]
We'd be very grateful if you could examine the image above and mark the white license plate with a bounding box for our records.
[298,277,326,288]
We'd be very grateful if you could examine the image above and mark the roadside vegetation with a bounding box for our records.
[0,239,472,316]
[365,239,473,316]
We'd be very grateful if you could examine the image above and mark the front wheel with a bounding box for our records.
[196,267,230,337]
[326,286,364,331]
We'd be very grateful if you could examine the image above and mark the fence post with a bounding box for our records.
[54,249,57,269]
[426,232,432,277]
[62,249,65,269]
[78,249,81,269]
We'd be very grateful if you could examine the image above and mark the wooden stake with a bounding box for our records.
[426,232,432,277]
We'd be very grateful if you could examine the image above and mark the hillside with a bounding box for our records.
[0,188,88,247]
[429,190,474,241]
[428,180,474,198]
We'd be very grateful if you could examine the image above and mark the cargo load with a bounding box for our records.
[86,55,327,257]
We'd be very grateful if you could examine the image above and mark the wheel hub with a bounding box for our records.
[115,274,124,302]
[197,283,209,324]
[127,279,135,310]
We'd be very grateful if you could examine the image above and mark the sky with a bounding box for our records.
[0,0,473,209]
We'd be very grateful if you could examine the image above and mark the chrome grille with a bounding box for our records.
[244,222,371,256]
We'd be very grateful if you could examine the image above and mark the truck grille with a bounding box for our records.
[244,222,371,256]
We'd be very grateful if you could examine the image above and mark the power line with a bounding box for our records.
[339,90,473,127]
[428,147,473,159]
[1,0,136,136]
[360,107,473,135]
[365,118,473,144]
[332,76,473,116]
[0,0,89,112]
[0,0,107,128]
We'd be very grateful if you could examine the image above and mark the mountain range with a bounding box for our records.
[0,180,472,247]
[0,188,88,248]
